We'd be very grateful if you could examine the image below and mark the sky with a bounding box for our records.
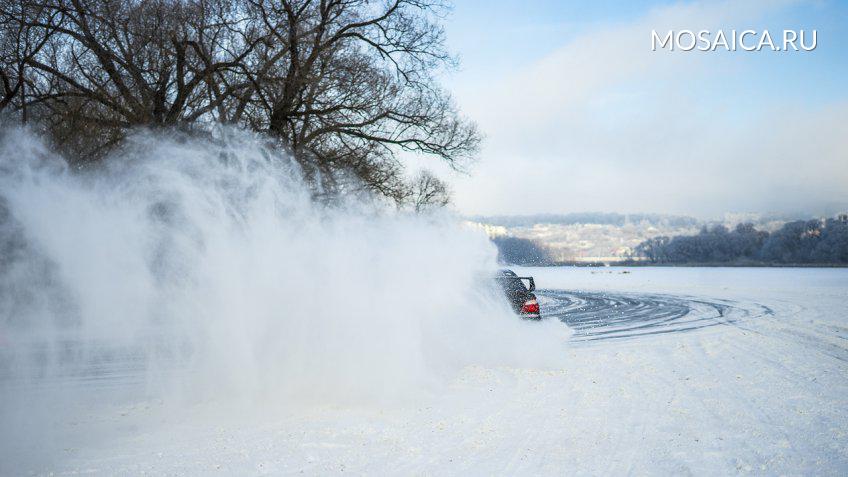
[428,0,848,218]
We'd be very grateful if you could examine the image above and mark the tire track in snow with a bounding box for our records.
[538,290,770,343]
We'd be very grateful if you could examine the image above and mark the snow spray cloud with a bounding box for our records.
[0,127,570,412]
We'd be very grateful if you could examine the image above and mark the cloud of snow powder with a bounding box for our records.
[0,127,570,469]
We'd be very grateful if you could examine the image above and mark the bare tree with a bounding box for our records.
[2,0,259,159]
[224,0,479,202]
[0,0,479,206]
[406,169,449,212]
[0,0,58,119]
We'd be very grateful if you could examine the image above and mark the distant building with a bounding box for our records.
[838,213,848,224]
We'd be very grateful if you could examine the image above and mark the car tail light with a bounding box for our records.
[521,298,540,314]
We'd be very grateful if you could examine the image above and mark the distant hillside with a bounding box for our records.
[469,212,700,228]
[472,213,704,263]
[475,212,848,265]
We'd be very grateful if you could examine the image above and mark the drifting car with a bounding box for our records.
[495,269,541,319]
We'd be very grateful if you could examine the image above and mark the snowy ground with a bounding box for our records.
[3,267,848,475]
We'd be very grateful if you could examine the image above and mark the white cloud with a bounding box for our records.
[447,0,846,217]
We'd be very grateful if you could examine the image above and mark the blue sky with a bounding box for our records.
[429,0,848,218]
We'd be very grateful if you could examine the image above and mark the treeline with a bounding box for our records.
[634,218,848,265]
[0,0,478,207]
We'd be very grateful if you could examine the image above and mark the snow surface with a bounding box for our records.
[3,267,848,475]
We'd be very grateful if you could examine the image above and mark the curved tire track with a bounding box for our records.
[538,290,771,342]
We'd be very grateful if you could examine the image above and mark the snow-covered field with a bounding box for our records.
[3,266,846,475]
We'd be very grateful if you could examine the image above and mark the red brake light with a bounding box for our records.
[521,298,540,314]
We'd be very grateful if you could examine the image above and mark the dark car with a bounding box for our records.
[495,269,541,319]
